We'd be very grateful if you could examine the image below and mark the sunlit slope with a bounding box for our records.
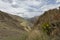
[0,11,32,40]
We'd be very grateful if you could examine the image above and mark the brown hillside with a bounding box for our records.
[0,11,32,40]
[33,7,60,40]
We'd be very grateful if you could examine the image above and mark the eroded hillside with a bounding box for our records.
[0,11,33,40]
[32,7,60,40]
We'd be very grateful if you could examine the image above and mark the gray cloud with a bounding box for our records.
[2,0,12,3]
[11,4,19,8]
[0,0,60,18]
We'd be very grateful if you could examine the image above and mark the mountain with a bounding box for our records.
[32,7,60,40]
[0,11,33,40]
[0,7,60,40]
[26,16,39,24]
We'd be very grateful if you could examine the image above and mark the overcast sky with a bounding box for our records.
[0,0,60,18]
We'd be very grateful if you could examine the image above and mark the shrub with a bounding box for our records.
[41,23,51,35]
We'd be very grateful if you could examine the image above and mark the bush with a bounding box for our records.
[41,23,51,35]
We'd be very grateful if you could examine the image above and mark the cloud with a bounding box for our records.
[56,0,60,2]
[0,0,60,18]
[1,0,13,3]
[41,4,60,12]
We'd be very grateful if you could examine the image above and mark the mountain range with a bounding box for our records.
[0,7,60,40]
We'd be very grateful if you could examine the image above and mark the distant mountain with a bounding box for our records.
[26,16,39,24]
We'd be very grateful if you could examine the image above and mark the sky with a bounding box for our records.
[0,0,60,18]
